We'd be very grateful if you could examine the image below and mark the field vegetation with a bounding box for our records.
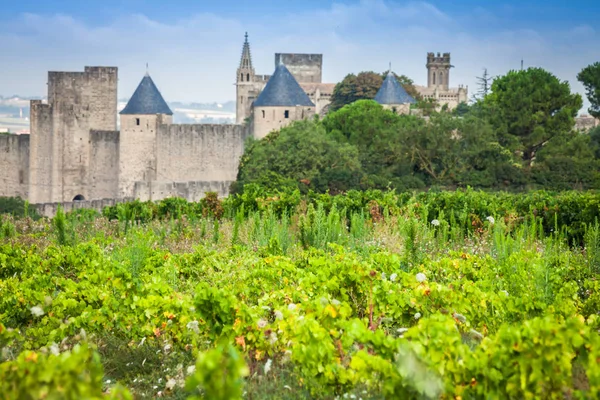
[2,189,600,399]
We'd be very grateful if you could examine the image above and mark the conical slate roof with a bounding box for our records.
[374,71,416,105]
[253,63,314,107]
[120,74,173,115]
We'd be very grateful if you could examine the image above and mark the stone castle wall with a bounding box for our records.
[29,67,118,203]
[134,180,232,202]
[89,130,120,200]
[33,197,134,218]
[0,134,30,198]
[28,101,53,203]
[155,124,249,183]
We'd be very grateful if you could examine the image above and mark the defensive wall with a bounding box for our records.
[0,134,30,199]
[33,197,134,218]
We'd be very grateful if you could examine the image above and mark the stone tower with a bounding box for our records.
[252,62,315,139]
[118,73,173,198]
[426,52,451,91]
[374,70,416,115]
[28,66,118,203]
[236,32,256,124]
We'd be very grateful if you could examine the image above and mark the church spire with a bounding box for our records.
[239,32,253,71]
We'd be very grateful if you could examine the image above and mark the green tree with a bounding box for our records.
[532,130,600,189]
[577,62,600,118]
[322,100,426,190]
[329,71,419,112]
[234,120,362,194]
[484,67,583,166]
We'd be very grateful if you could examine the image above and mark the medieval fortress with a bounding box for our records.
[1,34,469,211]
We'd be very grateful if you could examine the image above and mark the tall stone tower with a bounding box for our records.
[28,66,118,203]
[118,73,173,198]
[426,52,451,91]
[236,32,256,124]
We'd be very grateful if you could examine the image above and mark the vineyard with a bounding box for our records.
[1,189,600,399]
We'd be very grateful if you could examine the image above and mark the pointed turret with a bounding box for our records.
[236,32,258,124]
[374,71,416,106]
[120,74,172,115]
[252,62,315,139]
[254,63,314,107]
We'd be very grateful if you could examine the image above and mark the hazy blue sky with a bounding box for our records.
[2,0,599,110]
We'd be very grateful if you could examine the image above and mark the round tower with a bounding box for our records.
[118,72,173,198]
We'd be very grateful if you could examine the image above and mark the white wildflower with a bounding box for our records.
[264,358,273,375]
[186,320,200,334]
[153,386,158,389]
[416,273,427,283]
[331,299,341,306]
[49,343,60,356]
[157,392,163,397]
[288,303,297,311]
[501,290,509,297]
[163,344,171,353]
[105,380,112,384]
[397,328,409,335]
[414,312,422,320]
[165,378,177,390]
[274,310,283,320]
[187,365,196,375]
[390,273,398,282]
[269,332,278,345]
[431,219,440,227]
[30,306,44,317]
[257,319,268,329]
[486,216,495,224]
[261,306,271,311]
[381,272,387,281]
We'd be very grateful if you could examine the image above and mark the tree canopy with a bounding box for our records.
[483,67,582,166]
[577,62,600,118]
[329,71,420,112]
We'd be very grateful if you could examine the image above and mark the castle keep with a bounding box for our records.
[1,33,469,209]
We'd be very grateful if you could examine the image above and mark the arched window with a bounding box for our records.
[73,194,85,201]
[439,72,444,86]
[433,72,436,85]
[246,73,250,81]
[262,110,265,118]
[240,73,243,82]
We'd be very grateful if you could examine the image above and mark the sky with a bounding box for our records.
[1,0,599,111]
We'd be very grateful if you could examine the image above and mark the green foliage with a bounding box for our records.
[329,71,419,112]
[484,67,583,165]
[0,196,40,219]
[185,344,249,400]
[577,62,600,118]
[0,343,132,399]
[236,119,363,194]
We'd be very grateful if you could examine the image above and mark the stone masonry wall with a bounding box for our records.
[28,101,53,203]
[155,124,249,183]
[275,53,323,83]
[89,130,120,200]
[46,67,118,203]
[33,197,134,218]
[134,180,232,202]
[118,114,173,198]
[0,134,30,198]
[253,105,315,139]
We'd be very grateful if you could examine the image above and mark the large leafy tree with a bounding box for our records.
[577,62,600,118]
[329,71,419,112]
[233,120,362,194]
[484,67,582,166]
[323,100,424,189]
